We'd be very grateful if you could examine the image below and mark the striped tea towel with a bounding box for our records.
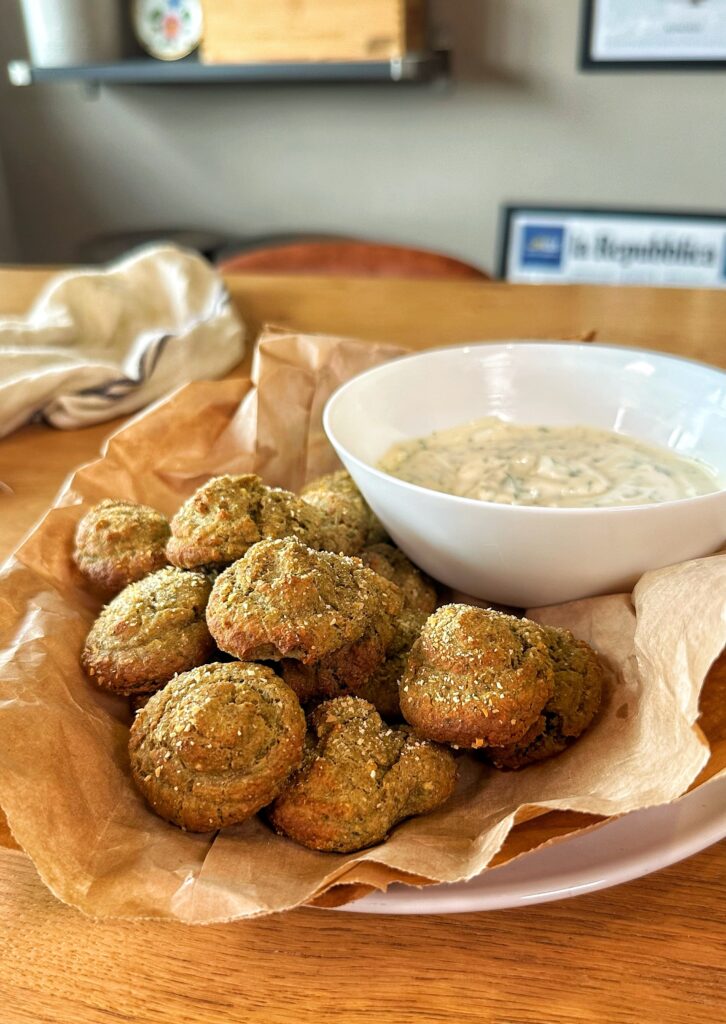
[0,244,245,438]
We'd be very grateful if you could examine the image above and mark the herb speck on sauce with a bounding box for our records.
[378,417,720,509]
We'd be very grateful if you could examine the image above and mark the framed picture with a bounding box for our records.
[580,0,726,70]
[499,205,726,288]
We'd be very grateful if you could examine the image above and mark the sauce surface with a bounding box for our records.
[378,418,719,508]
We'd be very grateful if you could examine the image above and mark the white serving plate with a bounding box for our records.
[343,776,726,914]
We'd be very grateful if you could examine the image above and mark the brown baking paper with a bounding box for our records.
[0,327,725,922]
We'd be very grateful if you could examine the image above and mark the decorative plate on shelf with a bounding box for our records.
[132,0,204,61]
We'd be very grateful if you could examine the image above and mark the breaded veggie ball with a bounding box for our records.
[280,625,393,704]
[282,609,425,718]
[485,625,604,770]
[360,543,437,615]
[167,474,325,570]
[280,579,406,704]
[352,662,404,721]
[399,605,554,748]
[206,538,403,665]
[268,696,457,852]
[73,499,170,593]
[81,567,214,696]
[277,545,433,706]
[129,662,305,832]
[354,609,428,719]
[301,470,387,556]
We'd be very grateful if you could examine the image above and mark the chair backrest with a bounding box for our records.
[217,239,489,280]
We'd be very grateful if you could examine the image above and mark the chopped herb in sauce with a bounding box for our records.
[378,417,720,509]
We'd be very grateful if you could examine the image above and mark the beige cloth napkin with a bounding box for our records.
[0,244,245,438]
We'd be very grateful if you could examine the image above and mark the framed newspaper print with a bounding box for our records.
[499,205,726,288]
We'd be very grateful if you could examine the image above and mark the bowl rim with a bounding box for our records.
[323,339,726,517]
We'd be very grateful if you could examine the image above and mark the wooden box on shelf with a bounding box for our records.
[200,0,427,64]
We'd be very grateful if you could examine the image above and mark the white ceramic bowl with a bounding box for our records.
[323,342,726,607]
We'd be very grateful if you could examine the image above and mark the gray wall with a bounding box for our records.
[0,144,17,261]
[0,0,724,269]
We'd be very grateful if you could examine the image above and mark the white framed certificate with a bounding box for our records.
[499,206,726,288]
[581,0,726,68]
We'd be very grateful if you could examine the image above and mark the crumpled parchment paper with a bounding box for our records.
[0,327,723,922]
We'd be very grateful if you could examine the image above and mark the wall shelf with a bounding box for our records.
[7,51,449,88]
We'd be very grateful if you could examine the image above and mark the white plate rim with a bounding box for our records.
[337,774,726,914]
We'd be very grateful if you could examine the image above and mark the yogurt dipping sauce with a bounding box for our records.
[378,417,720,509]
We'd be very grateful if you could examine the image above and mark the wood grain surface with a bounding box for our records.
[0,268,724,1024]
[1,841,724,1024]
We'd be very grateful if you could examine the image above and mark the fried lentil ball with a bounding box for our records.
[268,696,457,853]
[294,607,426,720]
[399,604,554,748]
[206,537,403,665]
[81,567,214,696]
[73,499,170,593]
[485,625,604,770]
[277,542,432,708]
[280,626,392,704]
[351,660,405,721]
[129,662,305,832]
[301,470,387,556]
[167,474,325,570]
[279,578,408,705]
[360,543,437,615]
[353,609,428,719]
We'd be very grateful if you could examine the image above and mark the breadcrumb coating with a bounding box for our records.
[268,696,456,852]
[485,625,604,769]
[361,543,437,615]
[399,604,554,748]
[129,662,305,831]
[81,567,213,696]
[73,499,170,593]
[206,537,403,665]
[302,470,387,555]
[167,474,325,569]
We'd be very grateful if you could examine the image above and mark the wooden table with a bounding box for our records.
[1,269,724,1024]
